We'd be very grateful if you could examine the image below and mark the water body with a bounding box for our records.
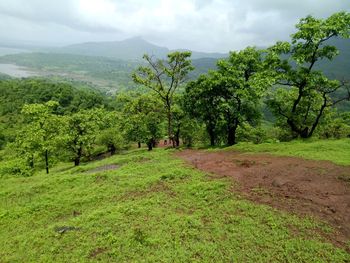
[0,47,28,56]
[0,63,37,78]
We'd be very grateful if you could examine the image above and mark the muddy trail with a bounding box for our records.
[176,150,350,249]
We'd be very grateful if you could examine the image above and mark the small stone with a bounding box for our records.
[272,178,286,187]
[328,206,336,213]
[54,226,80,234]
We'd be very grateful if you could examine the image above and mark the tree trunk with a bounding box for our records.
[175,126,180,147]
[147,140,153,151]
[207,122,216,146]
[74,147,82,166]
[227,120,239,146]
[209,129,215,146]
[110,144,116,155]
[166,101,174,148]
[185,137,192,148]
[45,150,49,174]
[138,142,141,148]
[29,155,34,169]
[300,127,309,138]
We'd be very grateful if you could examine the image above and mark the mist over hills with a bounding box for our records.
[0,36,348,94]
[55,37,227,60]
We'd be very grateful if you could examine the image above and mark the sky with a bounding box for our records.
[0,0,349,52]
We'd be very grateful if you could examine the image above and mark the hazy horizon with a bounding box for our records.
[0,0,349,53]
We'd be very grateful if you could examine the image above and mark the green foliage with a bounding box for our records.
[61,108,105,165]
[121,93,165,150]
[0,78,108,149]
[267,12,350,139]
[236,123,268,144]
[98,129,126,154]
[171,95,201,147]
[0,157,33,177]
[185,47,270,146]
[0,78,106,116]
[132,51,194,141]
[13,101,62,173]
[97,111,128,154]
[317,111,350,139]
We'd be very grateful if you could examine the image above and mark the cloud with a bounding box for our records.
[0,0,348,52]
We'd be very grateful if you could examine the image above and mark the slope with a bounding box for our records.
[0,148,349,261]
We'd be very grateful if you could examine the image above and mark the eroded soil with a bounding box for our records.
[176,150,350,249]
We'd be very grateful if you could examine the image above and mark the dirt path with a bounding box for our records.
[176,150,350,249]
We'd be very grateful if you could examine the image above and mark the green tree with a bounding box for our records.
[185,75,223,146]
[97,111,126,155]
[132,51,194,146]
[267,12,350,138]
[16,101,60,174]
[62,109,103,166]
[185,47,270,145]
[122,94,165,151]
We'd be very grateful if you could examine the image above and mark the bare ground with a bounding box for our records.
[176,150,350,249]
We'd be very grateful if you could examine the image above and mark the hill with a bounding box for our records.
[0,52,218,93]
[0,37,348,95]
[0,146,349,261]
[55,37,227,61]
[316,38,350,80]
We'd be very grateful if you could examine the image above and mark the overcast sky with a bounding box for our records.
[0,0,349,52]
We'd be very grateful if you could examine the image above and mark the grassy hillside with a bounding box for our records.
[231,139,350,166]
[0,148,349,261]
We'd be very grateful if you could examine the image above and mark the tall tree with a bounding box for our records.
[122,94,165,151]
[267,12,350,138]
[17,101,60,174]
[132,51,194,146]
[185,47,271,145]
[62,109,103,166]
[184,76,223,146]
[97,111,125,155]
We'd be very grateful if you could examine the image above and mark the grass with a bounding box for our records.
[0,148,349,262]
[229,139,350,165]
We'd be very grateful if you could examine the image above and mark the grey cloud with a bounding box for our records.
[0,0,348,52]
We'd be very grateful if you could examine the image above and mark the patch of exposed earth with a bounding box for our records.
[176,150,350,250]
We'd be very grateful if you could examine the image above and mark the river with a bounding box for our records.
[0,63,37,78]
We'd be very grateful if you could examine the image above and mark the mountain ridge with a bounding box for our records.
[55,37,227,60]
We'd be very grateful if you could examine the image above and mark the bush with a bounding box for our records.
[97,129,128,154]
[318,112,350,139]
[0,158,33,178]
[237,124,267,144]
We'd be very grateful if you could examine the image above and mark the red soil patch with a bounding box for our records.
[176,150,350,249]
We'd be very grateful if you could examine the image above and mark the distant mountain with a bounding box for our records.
[56,37,227,60]
[316,38,350,80]
[0,37,348,95]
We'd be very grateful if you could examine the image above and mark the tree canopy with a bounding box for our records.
[267,12,350,138]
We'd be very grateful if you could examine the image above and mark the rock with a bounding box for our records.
[54,226,80,234]
[272,178,287,187]
[73,210,81,217]
[328,206,336,213]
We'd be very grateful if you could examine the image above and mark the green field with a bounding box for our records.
[0,146,349,262]
[229,139,350,166]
